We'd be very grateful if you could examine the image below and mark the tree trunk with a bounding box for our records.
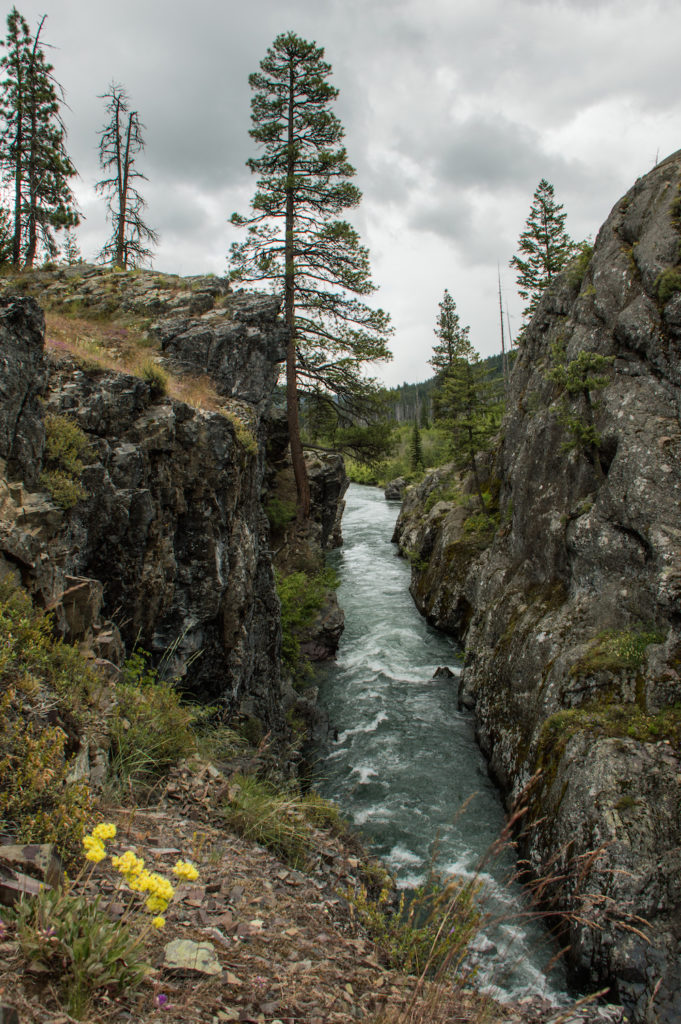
[285,58,310,518]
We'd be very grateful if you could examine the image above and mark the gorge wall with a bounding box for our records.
[394,152,681,1022]
[0,266,331,745]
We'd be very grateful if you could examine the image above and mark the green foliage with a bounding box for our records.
[655,267,681,305]
[538,701,681,758]
[221,409,258,457]
[230,31,392,508]
[347,874,480,976]
[108,649,195,791]
[222,773,347,869]
[567,240,594,288]
[276,566,338,682]
[433,339,503,507]
[409,421,424,471]
[429,288,470,375]
[265,495,297,532]
[0,580,99,859]
[510,179,578,325]
[40,413,89,509]
[14,887,150,1017]
[139,358,168,397]
[547,341,613,465]
[0,9,79,266]
[570,628,665,676]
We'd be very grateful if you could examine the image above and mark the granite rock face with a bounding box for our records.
[394,152,681,1020]
[0,281,289,734]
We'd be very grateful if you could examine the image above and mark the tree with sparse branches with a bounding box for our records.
[229,31,392,516]
[96,83,157,269]
[429,288,470,376]
[510,179,577,326]
[0,7,79,267]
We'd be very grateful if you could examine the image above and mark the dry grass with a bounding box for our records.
[44,311,224,411]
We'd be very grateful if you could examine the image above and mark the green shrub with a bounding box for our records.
[40,413,90,509]
[0,580,98,861]
[139,359,168,397]
[571,628,665,676]
[347,873,481,976]
[276,566,338,680]
[655,267,681,306]
[108,649,195,791]
[222,773,347,868]
[567,240,594,288]
[265,495,297,532]
[14,887,150,1018]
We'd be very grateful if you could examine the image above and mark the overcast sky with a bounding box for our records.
[10,0,681,386]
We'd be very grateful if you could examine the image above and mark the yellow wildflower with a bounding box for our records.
[91,822,117,842]
[111,850,145,877]
[151,916,166,929]
[146,894,170,914]
[172,860,199,882]
[83,835,106,862]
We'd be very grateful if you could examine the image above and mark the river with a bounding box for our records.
[311,482,570,1003]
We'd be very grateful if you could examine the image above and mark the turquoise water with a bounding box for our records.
[312,483,569,1002]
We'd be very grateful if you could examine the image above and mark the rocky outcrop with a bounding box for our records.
[0,278,289,734]
[384,477,406,501]
[394,152,681,1020]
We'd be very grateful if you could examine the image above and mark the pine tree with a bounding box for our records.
[230,31,392,516]
[409,421,424,472]
[434,333,502,508]
[61,227,80,265]
[510,179,577,325]
[429,289,470,375]
[0,8,79,267]
[96,83,158,269]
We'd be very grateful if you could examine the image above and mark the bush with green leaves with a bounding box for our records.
[139,358,168,397]
[347,873,481,976]
[0,579,98,860]
[108,648,195,791]
[276,566,338,680]
[14,887,150,1018]
[222,773,347,869]
[40,413,90,509]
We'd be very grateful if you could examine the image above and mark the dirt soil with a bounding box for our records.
[0,759,622,1024]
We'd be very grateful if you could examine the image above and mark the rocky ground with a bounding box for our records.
[1,756,625,1024]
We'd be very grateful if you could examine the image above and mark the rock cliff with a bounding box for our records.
[0,267,292,735]
[393,152,681,1021]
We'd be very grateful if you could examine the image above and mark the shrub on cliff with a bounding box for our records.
[40,413,89,509]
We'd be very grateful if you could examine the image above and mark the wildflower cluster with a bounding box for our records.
[81,823,199,931]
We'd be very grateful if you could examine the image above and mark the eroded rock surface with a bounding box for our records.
[394,152,681,1020]
[0,282,288,734]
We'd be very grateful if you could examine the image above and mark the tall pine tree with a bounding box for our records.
[429,288,470,376]
[230,32,392,516]
[510,179,576,325]
[0,8,79,267]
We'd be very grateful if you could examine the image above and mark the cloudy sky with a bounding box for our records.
[10,0,681,386]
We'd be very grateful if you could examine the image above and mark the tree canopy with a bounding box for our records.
[429,288,470,376]
[510,178,577,326]
[229,31,392,515]
[0,7,79,267]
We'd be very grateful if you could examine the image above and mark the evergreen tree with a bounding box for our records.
[61,227,80,265]
[429,288,470,375]
[409,421,424,472]
[434,332,502,508]
[230,31,392,516]
[0,8,79,266]
[510,179,577,325]
[96,83,158,269]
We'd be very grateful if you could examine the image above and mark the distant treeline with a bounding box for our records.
[384,353,508,424]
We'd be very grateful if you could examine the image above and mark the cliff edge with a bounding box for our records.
[394,152,681,1022]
